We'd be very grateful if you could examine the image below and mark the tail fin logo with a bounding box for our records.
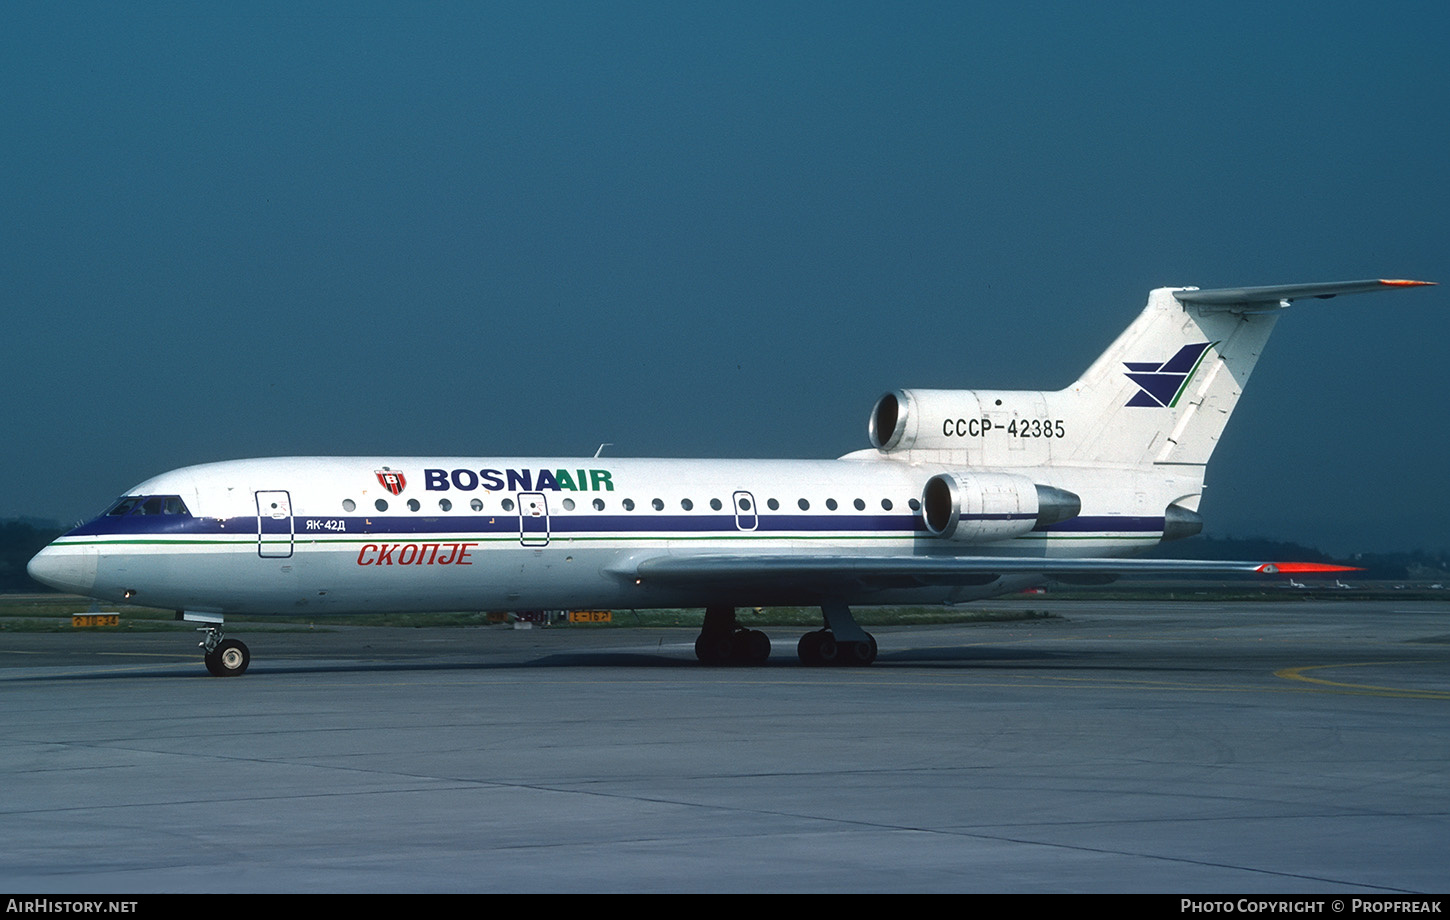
[1123,342,1216,407]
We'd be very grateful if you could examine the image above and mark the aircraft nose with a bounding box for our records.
[27,543,98,594]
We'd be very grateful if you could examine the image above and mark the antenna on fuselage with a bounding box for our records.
[593,443,612,458]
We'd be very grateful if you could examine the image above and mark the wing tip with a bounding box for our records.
[1379,279,1436,287]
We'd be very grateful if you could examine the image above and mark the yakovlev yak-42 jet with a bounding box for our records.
[29,278,1434,675]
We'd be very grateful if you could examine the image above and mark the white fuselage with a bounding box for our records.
[32,455,1173,616]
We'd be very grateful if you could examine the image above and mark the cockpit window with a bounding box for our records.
[104,495,190,516]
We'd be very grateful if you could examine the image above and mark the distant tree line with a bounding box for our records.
[1,519,64,591]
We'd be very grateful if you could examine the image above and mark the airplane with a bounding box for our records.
[27,278,1433,675]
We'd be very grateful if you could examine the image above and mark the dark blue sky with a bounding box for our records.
[4,3,1446,554]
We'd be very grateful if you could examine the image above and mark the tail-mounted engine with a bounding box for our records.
[922,472,1081,543]
[870,388,1058,454]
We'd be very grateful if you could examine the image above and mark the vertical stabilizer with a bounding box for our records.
[1054,287,1275,469]
[1054,280,1433,471]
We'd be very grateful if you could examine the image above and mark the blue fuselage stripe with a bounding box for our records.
[64,512,1168,539]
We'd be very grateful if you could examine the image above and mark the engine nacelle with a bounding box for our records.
[870,388,1056,453]
[922,472,1081,543]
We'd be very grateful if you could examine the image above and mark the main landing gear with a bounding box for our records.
[694,606,772,665]
[796,629,877,666]
[692,601,877,667]
[798,598,877,666]
[190,615,250,676]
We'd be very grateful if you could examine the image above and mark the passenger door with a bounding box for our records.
[733,490,758,532]
[256,490,294,558]
[518,492,550,546]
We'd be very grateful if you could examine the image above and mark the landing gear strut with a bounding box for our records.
[182,611,250,677]
[694,606,771,665]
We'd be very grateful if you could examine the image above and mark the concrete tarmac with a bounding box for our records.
[2,598,1447,893]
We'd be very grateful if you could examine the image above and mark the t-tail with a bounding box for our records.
[861,279,1434,540]
[1057,281,1437,469]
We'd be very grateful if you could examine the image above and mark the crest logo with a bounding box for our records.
[1123,342,1215,407]
[376,470,407,495]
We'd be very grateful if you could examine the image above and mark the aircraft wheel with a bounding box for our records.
[846,634,878,666]
[695,633,733,665]
[205,638,250,677]
[815,632,839,665]
[797,630,823,665]
[740,629,771,664]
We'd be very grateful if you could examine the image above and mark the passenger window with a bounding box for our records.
[826,499,838,511]
[563,498,576,511]
[470,498,484,512]
[798,498,810,510]
[767,498,779,511]
[593,498,605,511]
[407,499,420,512]
[710,498,722,511]
[502,499,515,512]
[681,499,693,511]
[342,499,357,512]
[439,499,452,512]
[623,499,635,511]
[881,498,893,511]
[651,498,664,511]
[853,499,865,511]
[375,499,389,512]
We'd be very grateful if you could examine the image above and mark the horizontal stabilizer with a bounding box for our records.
[1174,279,1434,312]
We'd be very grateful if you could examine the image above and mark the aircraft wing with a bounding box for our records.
[626,554,1354,596]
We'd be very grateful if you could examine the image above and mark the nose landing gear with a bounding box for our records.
[204,635,251,676]
[185,612,251,676]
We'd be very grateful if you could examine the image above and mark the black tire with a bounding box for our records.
[695,633,733,665]
[741,629,771,665]
[797,630,822,665]
[847,634,878,666]
[815,632,839,665]
[205,639,250,677]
